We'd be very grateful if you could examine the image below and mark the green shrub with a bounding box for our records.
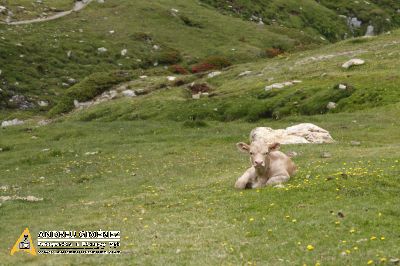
[156,50,182,65]
[49,71,134,116]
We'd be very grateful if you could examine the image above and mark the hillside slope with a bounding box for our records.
[56,29,400,124]
[0,0,324,114]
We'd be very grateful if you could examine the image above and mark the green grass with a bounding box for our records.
[1,103,399,265]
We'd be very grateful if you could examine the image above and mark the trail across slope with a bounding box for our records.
[2,0,92,25]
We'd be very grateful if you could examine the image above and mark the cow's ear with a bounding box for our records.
[236,142,250,153]
[268,142,280,151]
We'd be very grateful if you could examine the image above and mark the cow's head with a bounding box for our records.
[236,141,280,170]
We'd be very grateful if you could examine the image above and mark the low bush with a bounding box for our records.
[190,56,232,73]
[169,64,189,75]
[49,71,134,116]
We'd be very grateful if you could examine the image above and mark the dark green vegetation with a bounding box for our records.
[201,0,400,41]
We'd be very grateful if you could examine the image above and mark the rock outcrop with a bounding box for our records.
[250,123,335,144]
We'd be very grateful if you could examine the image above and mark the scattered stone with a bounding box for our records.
[208,71,222,78]
[42,148,50,152]
[348,17,362,29]
[365,25,375,36]
[62,82,70,87]
[321,152,332,158]
[250,123,335,144]
[0,185,8,191]
[37,120,51,126]
[342,59,365,69]
[9,95,34,109]
[121,49,128,56]
[98,0,105,3]
[153,45,160,50]
[167,76,176,81]
[1,119,24,128]
[338,84,347,90]
[122,90,136,97]
[97,47,108,53]
[67,78,77,84]
[67,50,72,58]
[192,93,201,100]
[327,102,337,110]
[350,141,361,146]
[38,100,49,107]
[85,151,99,156]
[0,195,43,203]
[337,211,345,218]
[238,70,252,77]
[286,151,298,157]
[273,184,285,188]
[265,80,301,91]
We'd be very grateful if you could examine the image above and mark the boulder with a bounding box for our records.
[121,49,128,56]
[265,80,302,91]
[342,59,365,69]
[238,70,252,77]
[250,123,334,144]
[327,102,337,110]
[122,90,136,97]
[365,25,374,36]
[97,47,108,53]
[38,100,49,107]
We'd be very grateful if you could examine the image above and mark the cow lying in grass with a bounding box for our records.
[235,141,296,189]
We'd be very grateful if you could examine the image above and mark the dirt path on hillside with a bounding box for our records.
[1,0,93,25]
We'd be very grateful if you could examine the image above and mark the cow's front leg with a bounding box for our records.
[266,174,290,186]
[251,177,268,189]
[235,168,256,189]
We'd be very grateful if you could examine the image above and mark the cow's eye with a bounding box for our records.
[250,152,254,155]
[263,152,269,155]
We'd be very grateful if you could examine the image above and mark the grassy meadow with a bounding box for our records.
[1,103,400,265]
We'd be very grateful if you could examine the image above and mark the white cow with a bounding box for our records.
[235,140,296,189]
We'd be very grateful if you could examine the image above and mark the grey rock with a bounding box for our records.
[97,47,108,53]
[122,90,136,97]
[38,100,49,107]
[342,59,365,69]
[327,102,337,110]
[1,118,24,127]
[350,141,361,146]
[321,152,332,158]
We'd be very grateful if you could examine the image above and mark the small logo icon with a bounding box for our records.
[10,228,37,256]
